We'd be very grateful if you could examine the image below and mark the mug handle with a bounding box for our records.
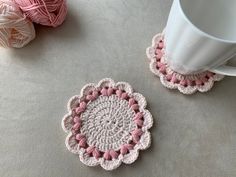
[211,55,236,76]
[211,65,236,76]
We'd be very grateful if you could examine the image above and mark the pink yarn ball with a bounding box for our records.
[0,0,35,48]
[15,0,67,27]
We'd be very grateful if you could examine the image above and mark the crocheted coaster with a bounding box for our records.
[146,33,224,94]
[61,78,153,170]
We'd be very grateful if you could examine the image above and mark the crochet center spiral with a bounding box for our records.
[80,95,136,152]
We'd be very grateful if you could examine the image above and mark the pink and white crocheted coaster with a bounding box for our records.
[61,78,153,170]
[146,33,224,94]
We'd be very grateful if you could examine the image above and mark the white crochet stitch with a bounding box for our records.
[61,78,153,170]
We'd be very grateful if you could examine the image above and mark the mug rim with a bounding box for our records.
[178,0,236,44]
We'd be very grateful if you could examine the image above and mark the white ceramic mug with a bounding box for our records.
[165,0,236,76]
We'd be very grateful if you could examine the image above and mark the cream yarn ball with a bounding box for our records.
[0,0,35,48]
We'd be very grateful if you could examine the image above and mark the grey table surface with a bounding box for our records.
[1,0,236,177]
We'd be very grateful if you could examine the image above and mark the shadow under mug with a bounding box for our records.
[164,0,236,76]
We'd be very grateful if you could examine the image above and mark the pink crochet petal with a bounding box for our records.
[78,138,87,148]
[158,41,164,48]
[120,145,128,155]
[76,134,85,141]
[128,98,136,106]
[116,89,123,98]
[134,112,143,120]
[132,135,140,143]
[101,88,108,96]
[75,107,85,114]
[132,129,143,136]
[72,122,81,130]
[103,151,111,160]
[92,148,101,159]
[73,116,80,123]
[132,93,147,109]
[125,144,134,150]
[110,150,119,159]
[86,94,95,101]
[107,87,114,96]
[135,119,143,126]
[121,92,128,99]
[131,104,139,111]
[132,129,143,143]
[79,101,87,110]
[86,146,95,154]
[92,90,99,99]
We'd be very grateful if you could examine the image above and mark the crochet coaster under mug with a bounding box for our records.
[61,78,153,170]
[146,32,225,94]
